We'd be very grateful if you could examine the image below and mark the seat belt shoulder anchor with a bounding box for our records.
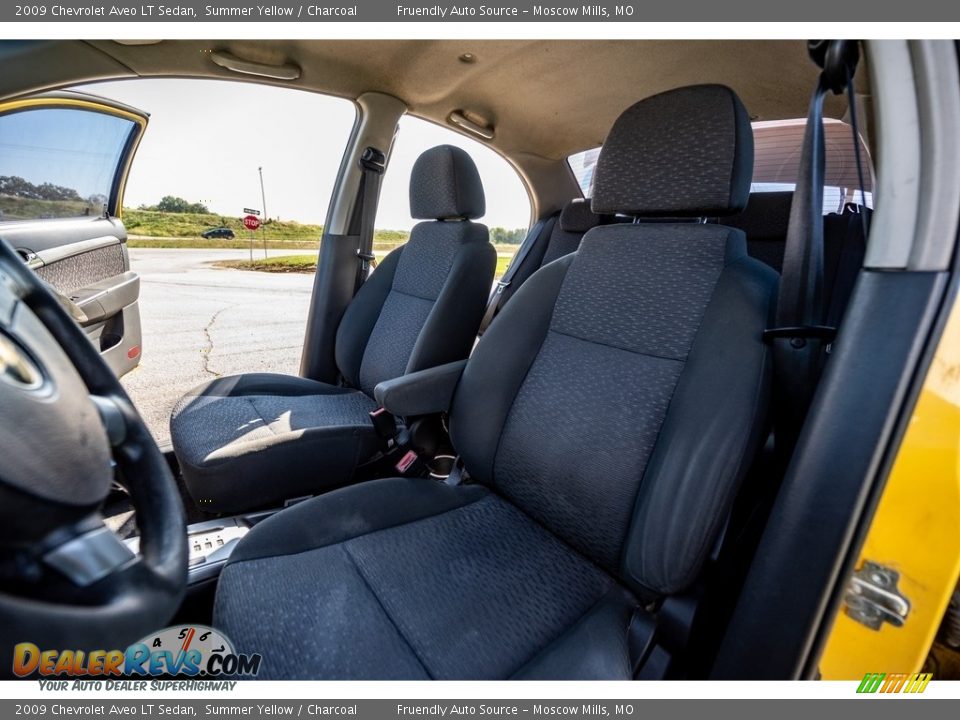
[359,147,387,174]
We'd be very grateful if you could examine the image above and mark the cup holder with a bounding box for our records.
[428,454,456,480]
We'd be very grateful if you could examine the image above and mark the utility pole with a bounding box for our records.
[258,166,268,259]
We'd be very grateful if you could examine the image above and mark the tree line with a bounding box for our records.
[138,195,210,214]
[0,175,106,205]
[489,227,526,245]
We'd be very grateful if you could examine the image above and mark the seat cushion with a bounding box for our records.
[214,478,637,679]
[170,373,380,513]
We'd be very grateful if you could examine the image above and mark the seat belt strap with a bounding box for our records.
[478,214,557,334]
[355,147,386,293]
[628,610,658,677]
[764,74,830,458]
[824,206,870,330]
[629,592,699,679]
[765,40,860,459]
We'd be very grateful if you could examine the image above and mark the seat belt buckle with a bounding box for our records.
[494,279,510,296]
[359,147,386,175]
[369,407,398,449]
[395,449,421,475]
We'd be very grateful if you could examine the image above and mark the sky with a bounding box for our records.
[0,108,131,200]
[73,79,532,231]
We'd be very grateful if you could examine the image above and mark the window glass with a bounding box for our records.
[76,79,357,234]
[568,118,873,213]
[751,118,873,211]
[376,115,531,277]
[0,107,136,222]
[568,147,601,198]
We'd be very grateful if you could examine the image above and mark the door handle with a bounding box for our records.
[16,248,43,270]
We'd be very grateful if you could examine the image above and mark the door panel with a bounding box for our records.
[2,217,142,376]
[0,92,148,377]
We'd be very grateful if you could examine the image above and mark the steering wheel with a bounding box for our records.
[0,238,186,677]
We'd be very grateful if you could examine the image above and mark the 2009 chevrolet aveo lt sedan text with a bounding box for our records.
[1,39,959,681]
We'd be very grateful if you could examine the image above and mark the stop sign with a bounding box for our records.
[243,214,261,231]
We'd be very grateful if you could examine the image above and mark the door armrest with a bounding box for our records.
[72,271,139,326]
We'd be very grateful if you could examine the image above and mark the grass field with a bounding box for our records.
[0,196,95,221]
[123,208,327,241]
[122,206,412,246]
[127,237,319,250]
[215,253,514,279]
[1,197,518,275]
[3,197,522,248]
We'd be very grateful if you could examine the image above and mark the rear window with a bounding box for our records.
[751,118,873,210]
[568,117,873,212]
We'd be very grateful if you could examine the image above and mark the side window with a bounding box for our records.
[0,106,138,223]
[78,79,357,239]
[568,147,601,197]
[376,115,531,277]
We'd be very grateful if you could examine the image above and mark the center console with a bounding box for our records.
[125,509,278,585]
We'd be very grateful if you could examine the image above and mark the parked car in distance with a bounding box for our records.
[202,226,235,239]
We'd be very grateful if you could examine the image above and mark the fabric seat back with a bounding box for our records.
[449,85,778,599]
[334,145,496,397]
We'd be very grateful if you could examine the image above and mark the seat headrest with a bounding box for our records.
[559,199,603,233]
[592,85,753,218]
[410,145,486,221]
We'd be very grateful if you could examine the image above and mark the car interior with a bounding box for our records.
[0,39,958,680]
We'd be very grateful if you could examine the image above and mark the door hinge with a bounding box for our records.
[844,560,911,630]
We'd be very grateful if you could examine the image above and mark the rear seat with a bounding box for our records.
[490,191,868,334]
[499,198,609,303]
[722,191,870,327]
[721,191,794,272]
[480,199,608,330]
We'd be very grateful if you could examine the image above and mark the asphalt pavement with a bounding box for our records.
[120,248,315,446]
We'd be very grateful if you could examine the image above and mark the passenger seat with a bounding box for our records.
[169,145,497,514]
[212,84,778,680]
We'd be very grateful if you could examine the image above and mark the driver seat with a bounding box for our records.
[213,85,777,679]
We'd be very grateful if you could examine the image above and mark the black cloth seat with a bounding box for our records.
[170,145,496,513]
[214,85,778,679]
[215,478,636,679]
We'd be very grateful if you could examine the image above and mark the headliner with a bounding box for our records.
[5,40,855,164]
